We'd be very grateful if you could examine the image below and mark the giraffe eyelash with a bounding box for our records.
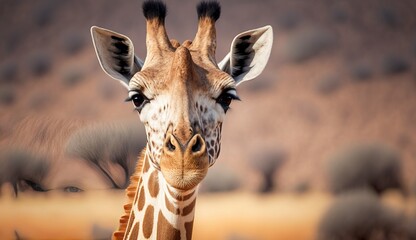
[126,91,150,112]
[216,88,240,113]
[224,89,240,101]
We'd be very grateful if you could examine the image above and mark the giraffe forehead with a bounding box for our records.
[150,91,214,119]
[130,46,234,97]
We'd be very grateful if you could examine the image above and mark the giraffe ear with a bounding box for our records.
[91,26,144,88]
[218,25,273,86]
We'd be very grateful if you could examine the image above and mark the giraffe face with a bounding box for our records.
[127,46,237,190]
[91,0,273,191]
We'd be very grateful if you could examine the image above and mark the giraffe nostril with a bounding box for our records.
[190,134,205,154]
[191,136,202,152]
[166,136,176,152]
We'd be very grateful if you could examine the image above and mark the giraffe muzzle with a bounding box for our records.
[160,133,209,190]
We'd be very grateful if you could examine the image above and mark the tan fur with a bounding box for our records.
[143,18,174,68]
[191,17,217,58]
[117,15,225,239]
[92,1,272,238]
[160,133,209,190]
[157,211,181,240]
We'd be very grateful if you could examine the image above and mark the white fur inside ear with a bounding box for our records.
[217,53,231,73]
[219,25,273,86]
[90,26,144,88]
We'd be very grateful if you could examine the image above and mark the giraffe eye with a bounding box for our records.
[216,89,240,113]
[132,94,145,107]
[126,91,149,111]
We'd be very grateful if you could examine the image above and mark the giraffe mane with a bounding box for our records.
[113,149,146,240]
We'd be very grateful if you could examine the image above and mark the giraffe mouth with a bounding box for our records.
[161,167,208,190]
[159,133,209,190]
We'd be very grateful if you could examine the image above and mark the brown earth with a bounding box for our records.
[0,191,413,240]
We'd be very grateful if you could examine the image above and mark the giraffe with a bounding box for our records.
[90,0,273,239]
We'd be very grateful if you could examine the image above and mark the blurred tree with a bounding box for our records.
[250,149,286,193]
[326,144,404,195]
[0,149,49,196]
[199,164,241,193]
[318,190,408,240]
[66,121,146,189]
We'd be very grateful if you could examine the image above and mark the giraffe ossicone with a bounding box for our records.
[91,0,273,239]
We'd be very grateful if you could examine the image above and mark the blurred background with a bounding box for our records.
[0,0,416,239]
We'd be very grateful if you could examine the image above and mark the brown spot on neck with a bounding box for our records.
[143,205,154,238]
[138,186,146,211]
[125,211,135,237]
[185,220,194,240]
[129,222,140,240]
[134,178,143,206]
[148,170,159,198]
[168,188,195,201]
[182,191,195,201]
[157,211,181,240]
[143,157,151,173]
[182,198,196,216]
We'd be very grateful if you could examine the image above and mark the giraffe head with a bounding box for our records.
[91,0,273,191]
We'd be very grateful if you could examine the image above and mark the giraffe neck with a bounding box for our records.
[122,152,198,240]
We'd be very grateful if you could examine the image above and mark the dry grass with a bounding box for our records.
[0,191,412,240]
[0,190,125,239]
[0,192,331,240]
[193,192,332,240]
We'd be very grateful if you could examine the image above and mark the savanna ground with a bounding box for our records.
[1,0,416,239]
[0,190,414,239]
